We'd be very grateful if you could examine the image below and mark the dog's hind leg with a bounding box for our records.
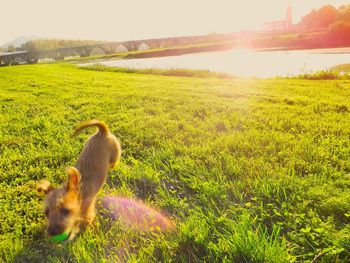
[109,139,121,169]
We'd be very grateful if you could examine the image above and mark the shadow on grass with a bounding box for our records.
[11,212,159,262]
[12,229,72,263]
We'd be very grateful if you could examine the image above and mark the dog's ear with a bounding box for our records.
[37,180,54,195]
[66,167,81,192]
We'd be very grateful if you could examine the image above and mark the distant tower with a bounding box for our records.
[286,6,293,24]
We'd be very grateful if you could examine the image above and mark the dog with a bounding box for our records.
[37,120,121,240]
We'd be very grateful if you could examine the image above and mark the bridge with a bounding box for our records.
[0,40,150,66]
[0,36,191,66]
[0,51,38,66]
[0,34,231,66]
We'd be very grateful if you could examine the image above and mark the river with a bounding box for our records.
[81,47,350,78]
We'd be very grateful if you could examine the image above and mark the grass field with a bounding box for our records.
[0,63,349,262]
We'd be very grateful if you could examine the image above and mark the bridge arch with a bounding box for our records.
[159,41,169,48]
[138,43,150,51]
[115,44,128,53]
[63,51,80,60]
[90,47,105,56]
[76,47,89,57]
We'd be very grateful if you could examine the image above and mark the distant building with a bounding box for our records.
[263,6,294,32]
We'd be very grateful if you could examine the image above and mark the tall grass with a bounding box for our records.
[80,64,234,79]
[288,69,350,80]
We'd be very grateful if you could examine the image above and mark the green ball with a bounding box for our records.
[50,231,69,242]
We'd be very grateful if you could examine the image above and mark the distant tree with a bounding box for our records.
[328,21,350,40]
[20,39,104,52]
[338,5,350,22]
[21,41,37,53]
[6,44,16,52]
[319,5,339,27]
[301,10,318,29]
[301,5,338,29]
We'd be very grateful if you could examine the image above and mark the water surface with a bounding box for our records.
[82,48,350,78]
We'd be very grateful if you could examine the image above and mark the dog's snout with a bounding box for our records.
[47,224,65,236]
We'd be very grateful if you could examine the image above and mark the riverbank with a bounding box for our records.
[64,29,350,64]
[81,64,350,80]
[1,63,349,262]
[333,63,350,73]
[66,41,238,63]
[2,30,349,67]
[78,47,350,78]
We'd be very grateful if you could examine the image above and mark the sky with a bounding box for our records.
[0,0,349,45]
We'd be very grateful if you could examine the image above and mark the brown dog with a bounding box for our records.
[37,120,121,240]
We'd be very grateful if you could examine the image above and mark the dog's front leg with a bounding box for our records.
[80,197,97,227]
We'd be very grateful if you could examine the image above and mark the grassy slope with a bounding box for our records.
[0,64,349,262]
[333,63,350,73]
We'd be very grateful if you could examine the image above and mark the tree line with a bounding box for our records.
[0,39,104,53]
[300,4,350,30]
[297,5,350,47]
[21,39,105,53]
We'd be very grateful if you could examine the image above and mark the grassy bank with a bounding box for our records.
[332,63,350,73]
[80,64,235,79]
[284,69,350,80]
[63,32,350,65]
[0,63,349,262]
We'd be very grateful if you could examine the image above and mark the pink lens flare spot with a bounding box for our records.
[102,196,174,232]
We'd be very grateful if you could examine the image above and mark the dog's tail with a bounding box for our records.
[73,120,109,136]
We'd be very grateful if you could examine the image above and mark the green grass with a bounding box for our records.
[0,63,349,262]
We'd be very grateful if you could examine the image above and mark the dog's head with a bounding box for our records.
[37,167,81,240]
